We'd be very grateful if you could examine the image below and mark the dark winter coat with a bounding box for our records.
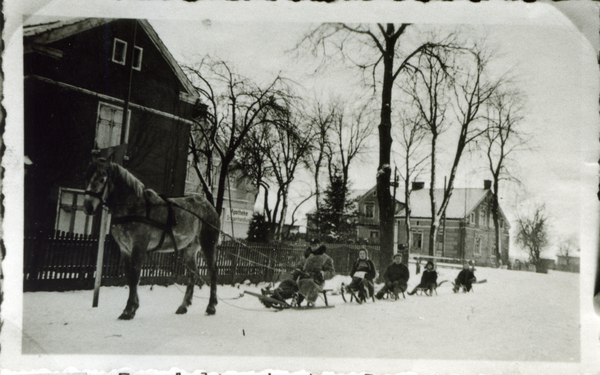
[301,252,335,285]
[350,258,376,281]
[417,269,438,287]
[383,262,410,289]
[455,269,476,286]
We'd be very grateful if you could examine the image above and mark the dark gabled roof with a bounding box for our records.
[23,17,198,98]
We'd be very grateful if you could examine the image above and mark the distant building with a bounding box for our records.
[556,255,580,273]
[395,180,511,266]
[354,186,404,244]
[184,158,258,239]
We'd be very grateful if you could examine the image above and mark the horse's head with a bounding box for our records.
[83,158,110,215]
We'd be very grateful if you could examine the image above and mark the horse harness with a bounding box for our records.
[111,192,180,254]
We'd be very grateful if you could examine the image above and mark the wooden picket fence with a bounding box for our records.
[23,232,306,292]
[23,232,383,292]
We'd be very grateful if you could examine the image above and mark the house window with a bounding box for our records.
[133,46,143,71]
[365,203,375,218]
[96,102,130,148]
[500,219,504,229]
[55,188,93,235]
[470,212,475,224]
[369,231,379,239]
[479,207,487,227]
[413,232,423,250]
[112,38,127,65]
[474,236,481,255]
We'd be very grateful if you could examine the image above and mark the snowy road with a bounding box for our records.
[21,267,579,363]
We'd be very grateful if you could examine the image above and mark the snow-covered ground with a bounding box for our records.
[19,266,580,368]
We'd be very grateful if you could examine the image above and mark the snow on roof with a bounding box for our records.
[23,17,94,37]
[397,188,490,219]
[23,17,198,98]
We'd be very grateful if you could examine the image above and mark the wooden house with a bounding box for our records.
[395,180,511,266]
[24,17,203,236]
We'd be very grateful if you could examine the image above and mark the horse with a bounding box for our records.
[83,157,220,320]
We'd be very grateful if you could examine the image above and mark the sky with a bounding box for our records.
[146,5,599,259]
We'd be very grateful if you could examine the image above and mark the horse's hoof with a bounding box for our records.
[118,312,135,320]
[205,306,216,315]
[176,306,188,315]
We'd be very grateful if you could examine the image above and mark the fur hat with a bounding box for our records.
[312,245,327,255]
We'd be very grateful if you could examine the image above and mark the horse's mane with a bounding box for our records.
[106,162,146,198]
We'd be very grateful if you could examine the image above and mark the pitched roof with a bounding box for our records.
[397,188,490,219]
[23,17,198,98]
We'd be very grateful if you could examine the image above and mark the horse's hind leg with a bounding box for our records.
[201,235,218,315]
[176,245,199,315]
[119,249,144,320]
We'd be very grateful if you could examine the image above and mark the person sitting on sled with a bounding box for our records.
[407,260,438,295]
[344,248,377,300]
[261,240,318,307]
[297,244,335,307]
[454,261,476,292]
[375,253,410,300]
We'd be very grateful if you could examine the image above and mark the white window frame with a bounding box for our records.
[112,38,127,65]
[95,102,131,148]
[133,46,143,71]
[470,212,475,224]
[55,188,93,235]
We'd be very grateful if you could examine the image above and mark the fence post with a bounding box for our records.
[92,209,110,307]
[230,243,239,286]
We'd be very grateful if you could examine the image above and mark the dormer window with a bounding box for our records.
[112,38,127,65]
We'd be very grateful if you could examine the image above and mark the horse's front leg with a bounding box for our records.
[119,249,144,320]
[176,246,200,315]
[201,238,218,315]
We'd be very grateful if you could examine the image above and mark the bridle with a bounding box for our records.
[84,173,109,206]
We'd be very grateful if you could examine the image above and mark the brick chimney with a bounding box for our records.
[412,181,425,190]
[484,180,492,190]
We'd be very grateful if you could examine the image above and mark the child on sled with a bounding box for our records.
[375,253,410,300]
[407,260,439,296]
[453,261,477,293]
[345,248,377,301]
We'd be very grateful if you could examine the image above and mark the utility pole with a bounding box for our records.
[93,20,137,308]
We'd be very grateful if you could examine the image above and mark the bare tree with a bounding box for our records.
[516,204,549,268]
[230,126,274,220]
[482,88,529,263]
[557,234,579,267]
[407,43,501,256]
[393,109,430,253]
[297,23,456,266]
[184,58,293,216]
[262,108,315,240]
[327,101,375,196]
[304,100,336,217]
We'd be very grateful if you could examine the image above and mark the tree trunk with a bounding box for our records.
[491,178,502,263]
[428,135,438,256]
[376,31,396,269]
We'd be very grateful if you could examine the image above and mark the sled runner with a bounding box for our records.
[452,279,487,293]
[244,290,334,310]
[340,282,376,304]
[412,280,448,296]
